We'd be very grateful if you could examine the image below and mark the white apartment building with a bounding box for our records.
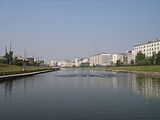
[134,39,160,57]
[123,52,133,65]
[50,60,75,67]
[89,53,111,66]
[75,58,89,67]
[112,54,124,64]
[112,51,134,65]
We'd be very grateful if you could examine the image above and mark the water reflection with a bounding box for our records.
[135,75,160,103]
[1,70,160,120]
[0,75,40,101]
[0,70,160,104]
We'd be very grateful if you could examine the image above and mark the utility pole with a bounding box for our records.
[9,42,12,65]
[23,49,27,72]
[5,46,7,54]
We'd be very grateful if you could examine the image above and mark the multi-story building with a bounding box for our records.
[112,53,124,64]
[112,51,134,65]
[75,58,89,67]
[134,39,160,57]
[89,53,111,66]
[50,60,75,67]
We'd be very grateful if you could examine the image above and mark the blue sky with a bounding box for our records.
[0,0,160,61]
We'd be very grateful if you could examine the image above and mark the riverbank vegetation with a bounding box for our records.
[135,51,160,65]
[106,65,160,73]
[67,65,160,73]
[0,64,52,76]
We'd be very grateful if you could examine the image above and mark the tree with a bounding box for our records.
[135,51,146,65]
[79,63,89,67]
[4,52,9,64]
[8,51,13,65]
[12,57,22,66]
[0,59,6,64]
[4,51,13,65]
[116,60,122,66]
[148,52,156,65]
[130,59,134,65]
[156,51,160,65]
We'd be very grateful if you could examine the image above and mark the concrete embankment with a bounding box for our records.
[0,68,60,81]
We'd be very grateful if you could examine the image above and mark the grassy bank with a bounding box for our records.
[106,65,160,73]
[0,64,52,76]
[66,65,160,73]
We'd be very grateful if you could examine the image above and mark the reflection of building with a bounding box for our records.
[135,75,160,103]
[134,39,160,57]
[89,53,111,66]
[110,74,160,103]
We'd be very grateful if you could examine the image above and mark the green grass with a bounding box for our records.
[67,65,160,73]
[106,65,160,72]
[0,64,52,76]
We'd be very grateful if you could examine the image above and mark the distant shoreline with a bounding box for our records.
[105,69,160,76]
[65,65,160,77]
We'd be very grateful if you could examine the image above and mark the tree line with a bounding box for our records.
[135,51,160,65]
[116,51,160,66]
[0,51,39,66]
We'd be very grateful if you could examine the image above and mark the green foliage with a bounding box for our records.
[0,64,51,76]
[135,51,160,65]
[156,51,160,65]
[0,59,6,64]
[130,59,134,65]
[106,65,160,72]
[4,51,13,65]
[12,58,22,66]
[135,51,146,65]
[116,60,123,66]
[79,63,90,67]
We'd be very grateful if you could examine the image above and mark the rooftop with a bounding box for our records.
[134,39,160,47]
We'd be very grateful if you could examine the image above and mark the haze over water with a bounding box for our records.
[0,69,160,120]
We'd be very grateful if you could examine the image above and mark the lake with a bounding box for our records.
[0,69,160,120]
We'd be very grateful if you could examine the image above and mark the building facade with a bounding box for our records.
[75,58,89,67]
[89,53,111,66]
[134,39,160,57]
[112,53,124,64]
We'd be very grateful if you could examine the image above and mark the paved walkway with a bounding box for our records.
[0,69,53,80]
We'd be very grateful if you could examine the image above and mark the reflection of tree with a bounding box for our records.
[136,75,160,103]
[1,76,38,101]
[5,81,13,100]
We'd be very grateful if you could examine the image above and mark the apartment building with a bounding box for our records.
[89,53,111,66]
[112,53,124,64]
[75,58,89,67]
[112,51,134,65]
[134,39,160,57]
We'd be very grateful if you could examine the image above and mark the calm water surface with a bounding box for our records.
[0,69,160,120]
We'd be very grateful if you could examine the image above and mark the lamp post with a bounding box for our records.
[22,58,25,72]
